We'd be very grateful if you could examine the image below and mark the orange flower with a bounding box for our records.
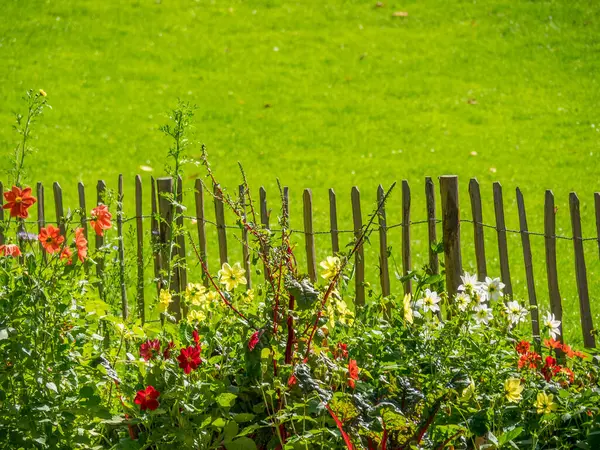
[348,359,359,389]
[543,338,562,350]
[90,205,112,236]
[3,186,36,219]
[0,244,21,257]
[74,227,88,262]
[60,247,73,264]
[562,344,576,358]
[39,225,64,254]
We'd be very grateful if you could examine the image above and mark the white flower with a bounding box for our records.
[455,292,472,312]
[483,277,505,301]
[472,288,489,304]
[543,311,561,339]
[415,289,441,314]
[458,273,478,293]
[473,304,493,325]
[504,301,528,325]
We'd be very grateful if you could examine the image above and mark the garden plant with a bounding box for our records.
[0,93,599,449]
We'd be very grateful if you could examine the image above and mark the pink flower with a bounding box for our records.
[140,339,161,361]
[248,330,260,352]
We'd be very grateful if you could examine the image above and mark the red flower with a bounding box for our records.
[74,227,88,262]
[541,355,559,381]
[287,374,297,387]
[163,341,175,359]
[544,338,562,349]
[90,204,112,236]
[335,343,349,360]
[518,351,541,370]
[60,246,73,264]
[140,339,161,361]
[39,225,64,254]
[3,186,36,219]
[515,340,530,355]
[348,359,359,389]
[248,330,260,352]
[177,345,202,374]
[192,329,200,344]
[560,367,575,384]
[134,386,160,411]
[0,244,21,257]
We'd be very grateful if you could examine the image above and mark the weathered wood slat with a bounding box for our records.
[96,180,107,298]
[135,175,145,324]
[116,174,128,320]
[157,177,181,321]
[595,192,600,260]
[329,188,339,255]
[214,184,228,265]
[439,176,462,299]
[36,182,46,259]
[351,187,365,306]
[78,182,88,239]
[239,185,252,289]
[569,193,596,348]
[150,177,163,297]
[259,186,269,278]
[516,188,540,339]
[53,182,65,236]
[468,178,487,281]
[175,176,188,314]
[377,185,391,300]
[303,189,317,282]
[425,177,438,275]
[493,182,513,297]
[194,179,208,285]
[402,180,412,295]
[544,190,563,342]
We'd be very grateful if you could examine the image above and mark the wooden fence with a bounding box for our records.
[0,175,598,349]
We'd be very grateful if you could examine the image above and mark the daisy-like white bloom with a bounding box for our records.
[458,272,478,293]
[218,262,247,291]
[471,288,488,304]
[483,277,505,301]
[543,311,561,339]
[455,292,472,312]
[505,301,528,326]
[415,289,441,314]
[473,303,493,325]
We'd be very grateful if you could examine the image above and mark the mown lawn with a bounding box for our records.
[1,0,599,343]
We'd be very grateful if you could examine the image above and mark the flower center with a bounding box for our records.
[15,196,23,204]
[46,237,53,244]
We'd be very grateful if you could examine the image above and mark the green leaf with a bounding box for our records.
[0,329,8,340]
[216,392,237,408]
[224,421,239,442]
[46,382,58,393]
[498,427,523,446]
[233,413,255,423]
[225,437,257,450]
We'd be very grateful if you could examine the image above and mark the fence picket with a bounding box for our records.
[36,182,46,259]
[239,185,252,289]
[135,175,144,324]
[569,193,596,348]
[195,179,208,285]
[516,188,540,339]
[151,177,162,297]
[329,188,339,255]
[259,186,269,279]
[377,185,391,299]
[351,187,365,306]
[214,184,228,265]
[493,182,513,297]
[402,180,412,295]
[53,182,65,236]
[96,180,107,298]
[440,176,462,299]
[468,178,487,281]
[176,176,188,315]
[425,177,438,275]
[77,182,88,238]
[303,189,317,282]
[544,190,563,343]
[117,174,128,320]
[595,192,600,260]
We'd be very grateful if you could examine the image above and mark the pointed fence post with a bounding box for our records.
[351,187,365,306]
[303,189,317,282]
[440,176,462,300]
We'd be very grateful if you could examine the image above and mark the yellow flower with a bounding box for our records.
[185,283,207,306]
[242,289,255,304]
[207,290,220,304]
[218,262,247,291]
[403,293,413,324]
[327,298,354,329]
[320,256,341,281]
[187,309,206,323]
[39,89,47,97]
[504,378,524,403]
[158,289,172,312]
[535,392,557,414]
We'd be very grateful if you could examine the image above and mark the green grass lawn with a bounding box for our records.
[1,0,599,344]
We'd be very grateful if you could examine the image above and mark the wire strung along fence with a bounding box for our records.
[0,175,599,349]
